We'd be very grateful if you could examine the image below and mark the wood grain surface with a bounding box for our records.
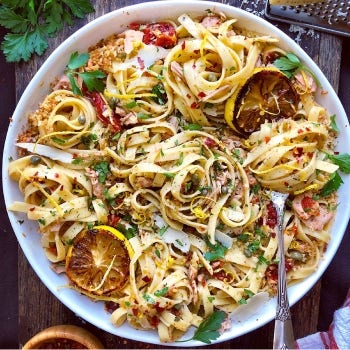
[16,0,343,348]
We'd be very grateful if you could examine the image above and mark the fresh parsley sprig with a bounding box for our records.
[320,152,350,196]
[204,237,228,262]
[65,51,105,95]
[320,171,343,197]
[325,153,350,174]
[177,310,227,344]
[0,0,94,62]
[274,52,320,86]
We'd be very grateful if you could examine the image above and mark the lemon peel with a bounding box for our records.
[94,225,135,258]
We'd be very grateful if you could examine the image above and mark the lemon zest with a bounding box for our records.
[116,76,138,89]
[133,212,146,224]
[192,206,207,219]
[293,184,319,195]
[37,130,91,145]
[200,30,208,64]
[250,163,302,175]
[31,182,64,217]
[190,195,214,219]
[94,225,134,258]
[104,89,156,100]
[258,94,280,116]
[289,241,300,250]
[15,167,64,217]
[89,255,117,292]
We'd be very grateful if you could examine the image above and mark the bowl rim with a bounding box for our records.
[3,0,350,346]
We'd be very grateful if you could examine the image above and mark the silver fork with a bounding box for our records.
[271,191,295,350]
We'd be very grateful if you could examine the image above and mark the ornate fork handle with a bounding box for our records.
[271,191,295,350]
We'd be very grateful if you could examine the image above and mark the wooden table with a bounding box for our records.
[15,0,344,348]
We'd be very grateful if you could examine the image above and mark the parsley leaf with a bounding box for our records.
[178,310,227,344]
[0,0,94,62]
[183,123,202,131]
[320,171,343,197]
[65,51,106,95]
[92,161,110,184]
[330,114,339,133]
[151,83,167,105]
[67,51,89,69]
[154,286,169,297]
[204,237,228,261]
[274,52,320,86]
[325,153,350,174]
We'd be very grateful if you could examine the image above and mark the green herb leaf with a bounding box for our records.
[177,310,226,344]
[204,237,228,262]
[0,7,27,33]
[116,222,138,239]
[154,286,169,297]
[93,161,110,184]
[330,114,339,133]
[0,0,94,62]
[183,123,202,131]
[151,83,167,105]
[67,51,89,69]
[142,293,155,304]
[326,153,350,174]
[62,0,95,18]
[65,52,106,95]
[162,172,176,179]
[274,52,320,86]
[137,113,151,120]
[244,289,255,298]
[79,71,105,92]
[192,310,227,344]
[320,171,343,197]
[158,225,169,237]
[274,53,301,75]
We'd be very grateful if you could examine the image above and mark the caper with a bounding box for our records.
[221,185,228,194]
[243,248,252,257]
[207,73,217,82]
[78,115,86,125]
[30,155,41,165]
[192,173,200,186]
[289,250,304,261]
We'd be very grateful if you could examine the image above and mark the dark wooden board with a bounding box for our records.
[16,0,343,348]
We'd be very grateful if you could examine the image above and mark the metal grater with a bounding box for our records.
[265,0,350,37]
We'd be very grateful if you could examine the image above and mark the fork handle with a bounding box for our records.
[273,306,295,349]
[271,191,295,350]
[273,258,295,349]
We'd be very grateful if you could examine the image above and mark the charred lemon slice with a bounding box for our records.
[225,67,299,137]
[66,226,133,296]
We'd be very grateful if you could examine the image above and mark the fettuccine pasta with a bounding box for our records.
[8,12,342,343]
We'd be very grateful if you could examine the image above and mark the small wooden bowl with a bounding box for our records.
[22,325,104,349]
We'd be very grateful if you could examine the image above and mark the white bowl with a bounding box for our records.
[3,0,350,346]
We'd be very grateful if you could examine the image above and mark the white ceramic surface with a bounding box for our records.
[3,1,350,346]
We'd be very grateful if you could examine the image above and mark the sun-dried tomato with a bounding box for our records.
[204,137,217,148]
[266,202,278,228]
[143,23,177,48]
[83,89,121,132]
[131,22,177,48]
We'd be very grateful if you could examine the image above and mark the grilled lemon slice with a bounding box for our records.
[66,226,132,296]
[224,67,299,137]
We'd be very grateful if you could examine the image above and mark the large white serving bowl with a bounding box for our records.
[3,0,350,346]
